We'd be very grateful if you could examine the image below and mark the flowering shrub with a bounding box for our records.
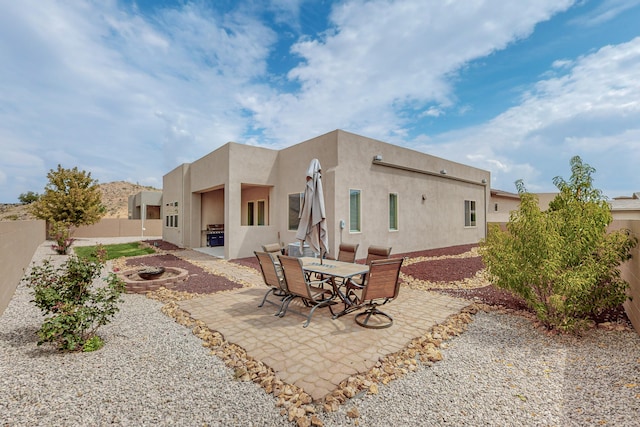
[24,246,125,351]
[50,221,75,255]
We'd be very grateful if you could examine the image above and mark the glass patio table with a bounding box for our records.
[300,257,369,318]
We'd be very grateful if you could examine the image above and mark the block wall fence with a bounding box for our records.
[0,219,161,316]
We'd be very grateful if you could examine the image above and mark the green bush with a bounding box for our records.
[24,247,125,351]
[18,191,40,204]
[49,221,75,255]
[481,156,637,333]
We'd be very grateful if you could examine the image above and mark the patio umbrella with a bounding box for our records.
[295,158,329,261]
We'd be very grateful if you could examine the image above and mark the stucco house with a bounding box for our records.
[162,129,490,260]
[128,191,162,220]
[488,189,558,224]
[488,189,640,224]
[610,193,640,220]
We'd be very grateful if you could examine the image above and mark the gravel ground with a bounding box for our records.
[2,239,639,426]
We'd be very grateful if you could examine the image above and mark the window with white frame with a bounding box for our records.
[465,200,476,227]
[389,193,398,231]
[246,200,267,226]
[349,189,361,232]
[288,193,304,230]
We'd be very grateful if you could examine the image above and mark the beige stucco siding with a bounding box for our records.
[333,131,489,255]
[162,129,490,259]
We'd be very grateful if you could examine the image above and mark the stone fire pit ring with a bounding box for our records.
[118,266,189,293]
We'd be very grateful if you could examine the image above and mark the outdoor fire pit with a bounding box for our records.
[137,266,165,280]
[117,266,188,293]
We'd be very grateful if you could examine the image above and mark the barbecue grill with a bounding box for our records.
[206,224,224,247]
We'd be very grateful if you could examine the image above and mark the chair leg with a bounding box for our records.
[275,294,294,316]
[278,295,298,317]
[258,287,276,308]
[302,300,334,328]
[354,306,393,329]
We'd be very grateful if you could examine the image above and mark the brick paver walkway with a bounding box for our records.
[176,251,470,401]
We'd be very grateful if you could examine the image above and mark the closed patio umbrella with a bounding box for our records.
[295,158,329,261]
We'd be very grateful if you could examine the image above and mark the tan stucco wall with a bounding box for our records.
[333,131,489,254]
[163,163,190,248]
[0,220,46,316]
[488,194,520,223]
[611,220,640,335]
[72,219,162,238]
[163,130,490,259]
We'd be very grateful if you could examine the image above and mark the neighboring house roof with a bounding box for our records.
[610,198,640,211]
[610,192,640,211]
[490,188,519,199]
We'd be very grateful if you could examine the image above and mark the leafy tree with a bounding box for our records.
[481,156,637,333]
[29,165,105,244]
[18,191,40,204]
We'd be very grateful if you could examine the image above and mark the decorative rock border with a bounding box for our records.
[118,267,189,293]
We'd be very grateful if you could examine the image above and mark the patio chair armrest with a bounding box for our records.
[308,277,331,287]
[345,277,364,290]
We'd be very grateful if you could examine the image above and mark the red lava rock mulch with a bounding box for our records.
[125,253,242,294]
[134,241,630,325]
[394,243,477,259]
[402,256,485,283]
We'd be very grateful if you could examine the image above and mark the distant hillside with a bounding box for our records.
[0,181,162,221]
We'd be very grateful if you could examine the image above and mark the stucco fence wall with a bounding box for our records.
[70,219,162,239]
[0,220,46,316]
[0,219,162,316]
[611,220,640,335]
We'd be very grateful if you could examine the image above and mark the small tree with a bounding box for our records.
[29,165,105,253]
[481,156,637,333]
[24,245,126,352]
[18,191,40,204]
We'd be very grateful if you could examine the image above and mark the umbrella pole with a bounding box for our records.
[319,223,323,264]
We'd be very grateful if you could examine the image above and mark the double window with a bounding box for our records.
[465,200,476,227]
[247,200,266,226]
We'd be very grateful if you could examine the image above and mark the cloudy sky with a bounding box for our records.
[1,0,639,202]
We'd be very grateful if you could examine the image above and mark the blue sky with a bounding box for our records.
[1,0,639,203]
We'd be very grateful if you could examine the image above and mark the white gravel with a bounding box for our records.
[2,240,639,426]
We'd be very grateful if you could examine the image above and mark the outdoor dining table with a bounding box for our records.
[300,256,369,319]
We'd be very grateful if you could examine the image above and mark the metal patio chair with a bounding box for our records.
[349,244,392,286]
[255,251,290,316]
[336,242,359,263]
[277,255,336,328]
[343,257,404,329]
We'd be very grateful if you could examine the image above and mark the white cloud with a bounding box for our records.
[416,37,640,196]
[239,0,575,144]
[0,0,277,200]
[2,0,637,203]
[571,0,640,26]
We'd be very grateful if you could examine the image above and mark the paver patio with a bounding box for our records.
[178,285,470,401]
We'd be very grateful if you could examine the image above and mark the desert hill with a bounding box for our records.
[0,181,161,221]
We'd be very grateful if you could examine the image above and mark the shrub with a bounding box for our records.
[481,156,637,333]
[24,246,125,351]
[49,221,75,255]
[18,191,40,204]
